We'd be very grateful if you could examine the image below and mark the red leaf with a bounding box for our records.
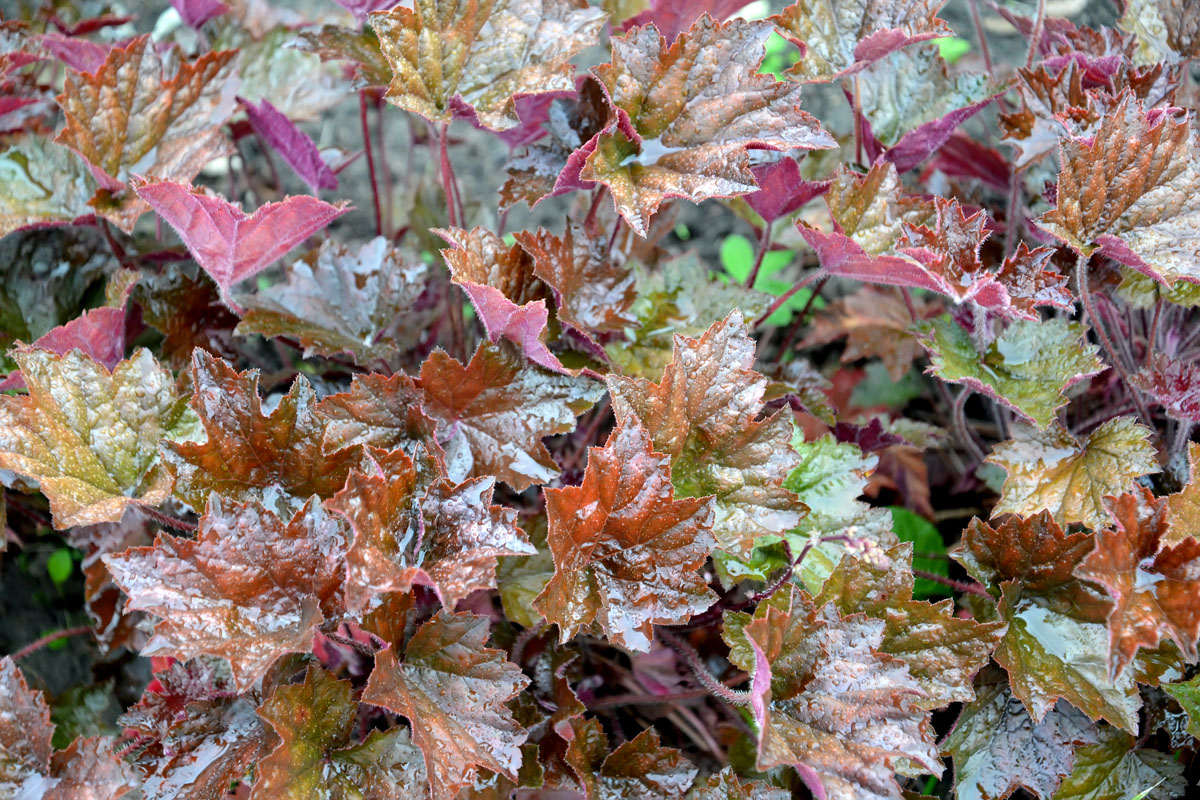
[239,96,338,194]
[1131,354,1200,423]
[744,157,830,223]
[133,179,350,295]
[170,0,230,29]
[0,306,125,391]
[621,0,748,43]
[38,33,111,75]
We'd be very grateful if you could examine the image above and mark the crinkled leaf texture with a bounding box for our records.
[533,419,717,650]
[0,305,125,391]
[581,14,835,236]
[104,496,347,691]
[1051,725,1186,800]
[240,96,337,193]
[362,610,530,800]
[369,0,606,130]
[0,347,199,528]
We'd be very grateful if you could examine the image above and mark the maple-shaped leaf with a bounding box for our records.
[120,657,272,799]
[0,136,96,238]
[368,0,606,130]
[992,243,1074,319]
[133,179,350,295]
[688,768,788,800]
[568,724,699,798]
[416,341,603,490]
[54,35,238,229]
[774,0,951,83]
[327,446,533,611]
[171,0,230,29]
[239,96,337,194]
[917,316,1102,429]
[0,306,125,391]
[105,496,347,691]
[236,237,434,365]
[317,372,440,461]
[291,24,393,89]
[816,544,1006,709]
[515,220,638,349]
[941,669,1098,800]
[434,226,564,373]
[1076,487,1200,677]
[532,420,716,650]
[727,587,941,800]
[1164,674,1200,738]
[986,418,1159,529]
[133,264,239,370]
[165,350,366,512]
[581,15,835,236]
[362,610,530,800]
[254,665,427,798]
[1050,725,1186,800]
[0,347,199,528]
[800,285,941,381]
[1036,94,1200,285]
[1165,441,1200,545]
[1131,353,1200,423]
[43,736,138,800]
[958,513,1141,731]
[621,0,747,44]
[607,310,806,555]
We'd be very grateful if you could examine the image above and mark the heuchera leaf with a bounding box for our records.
[917,316,1102,429]
[54,35,238,230]
[1076,487,1200,677]
[133,179,350,295]
[0,305,125,391]
[236,237,434,364]
[608,310,807,555]
[620,0,746,44]
[1036,94,1200,285]
[239,96,338,193]
[941,668,1098,800]
[327,446,533,612]
[0,347,199,528]
[772,0,952,83]
[171,0,230,29]
[743,156,830,224]
[532,419,717,650]
[816,544,1006,709]
[581,15,835,236]
[0,136,96,237]
[333,0,402,27]
[165,350,366,512]
[1050,726,1186,800]
[986,418,1159,529]
[104,496,347,691]
[567,723,698,797]
[688,768,789,799]
[416,341,603,490]
[362,610,531,800]
[317,372,441,461]
[1118,0,1200,64]
[119,658,272,798]
[254,666,427,798]
[1163,673,1200,739]
[1165,441,1200,544]
[728,586,942,800]
[368,0,606,130]
[132,264,239,370]
[1131,353,1200,422]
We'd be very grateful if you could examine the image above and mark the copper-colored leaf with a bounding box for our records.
[581,15,835,236]
[1165,441,1200,544]
[133,264,239,370]
[362,610,530,800]
[0,656,55,799]
[317,372,441,461]
[532,419,716,650]
[416,341,603,489]
[104,496,347,691]
[0,347,199,528]
[369,0,606,130]
[607,310,807,555]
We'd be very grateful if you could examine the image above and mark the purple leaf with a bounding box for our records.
[745,158,830,223]
[452,92,565,149]
[622,0,748,44]
[0,307,127,391]
[456,282,569,374]
[882,90,1003,173]
[239,97,338,194]
[170,0,230,29]
[39,33,111,75]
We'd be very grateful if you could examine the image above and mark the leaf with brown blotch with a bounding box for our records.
[327,446,534,612]
[166,350,366,512]
[1076,487,1200,678]
[416,341,603,489]
[772,0,952,83]
[1036,94,1200,286]
[581,15,835,236]
[120,657,273,800]
[362,610,530,800]
[607,310,807,555]
[317,372,441,461]
[799,285,941,381]
[236,237,435,365]
[533,420,715,650]
[557,718,698,798]
[1131,353,1200,423]
[515,220,638,350]
[253,666,428,799]
[434,226,565,372]
[54,35,238,230]
[368,0,606,131]
[133,179,351,296]
[986,418,1159,529]
[0,347,200,529]
[817,544,1006,709]
[104,495,347,691]
[727,587,942,800]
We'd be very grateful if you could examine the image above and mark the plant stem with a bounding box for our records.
[777,276,828,360]
[360,93,383,237]
[912,569,993,600]
[141,506,198,533]
[656,629,752,707]
[11,626,91,660]
[374,94,393,237]
[438,122,463,228]
[953,389,987,464]
[1026,0,1047,69]
[1076,253,1155,431]
[1147,299,1164,365]
[754,269,826,328]
[967,0,993,74]
[1004,166,1023,258]
[745,221,772,288]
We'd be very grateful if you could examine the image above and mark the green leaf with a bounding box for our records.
[1050,726,1186,800]
[917,316,1102,429]
[719,233,818,324]
[1163,675,1200,739]
[888,507,950,599]
[46,548,73,587]
[934,36,970,64]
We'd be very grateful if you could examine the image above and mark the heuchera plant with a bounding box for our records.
[4,0,1200,797]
